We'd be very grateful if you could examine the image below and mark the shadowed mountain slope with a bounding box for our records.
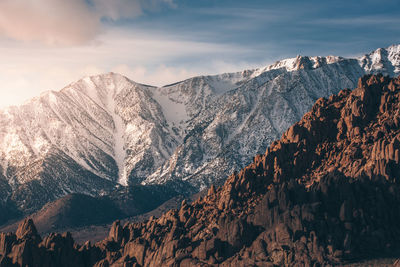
[0,183,181,237]
[1,74,400,266]
[0,45,399,221]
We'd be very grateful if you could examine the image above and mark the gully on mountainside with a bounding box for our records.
[2,74,400,266]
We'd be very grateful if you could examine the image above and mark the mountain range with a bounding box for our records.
[0,44,399,219]
[2,74,400,266]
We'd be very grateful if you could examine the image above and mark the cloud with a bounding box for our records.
[92,0,142,20]
[112,64,198,86]
[0,0,176,45]
[0,0,100,45]
[0,62,197,108]
[91,0,176,21]
[305,15,400,27]
[0,29,257,108]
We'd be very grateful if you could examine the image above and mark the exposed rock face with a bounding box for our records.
[0,218,87,267]
[2,75,400,266]
[0,45,399,219]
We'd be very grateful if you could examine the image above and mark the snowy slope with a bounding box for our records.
[0,74,180,211]
[0,44,399,212]
[145,45,399,189]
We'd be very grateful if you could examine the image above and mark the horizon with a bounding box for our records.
[2,43,398,109]
[0,0,399,108]
[1,43,397,110]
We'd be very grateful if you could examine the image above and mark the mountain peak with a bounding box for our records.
[1,44,400,219]
[3,75,400,266]
[359,44,400,75]
[253,54,343,76]
[252,44,400,79]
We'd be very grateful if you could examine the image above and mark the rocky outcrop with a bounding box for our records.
[2,74,400,266]
[0,218,92,267]
[1,45,399,222]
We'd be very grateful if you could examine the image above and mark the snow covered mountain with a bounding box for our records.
[0,44,399,213]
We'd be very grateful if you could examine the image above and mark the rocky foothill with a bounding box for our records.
[2,74,400,266]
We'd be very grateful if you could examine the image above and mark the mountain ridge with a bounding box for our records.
[2,74,400,266]
[0,44,399,218]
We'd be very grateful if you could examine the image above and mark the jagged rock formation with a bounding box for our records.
[2,74,400,266]
[0,218,84,267]
[0,45,399,220]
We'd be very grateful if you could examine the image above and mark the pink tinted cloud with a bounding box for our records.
[0,0,101,45]
[0,0,176,45]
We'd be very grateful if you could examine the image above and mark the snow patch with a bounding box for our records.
[206,77,237,95]
[252,55,342,77]
[112,111,127,185]
[152,88,188,127]
[104,78,127,186]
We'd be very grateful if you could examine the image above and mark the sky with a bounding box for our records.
[0,0,399,108]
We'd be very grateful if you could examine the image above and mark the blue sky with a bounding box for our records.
[131,0,400,58]
[0,0,399,107]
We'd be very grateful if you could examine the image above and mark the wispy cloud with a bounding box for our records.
[0,29,258,107]
[112,64,198,86]
[92,0,176,20]
[0,0,176,45]
[305,15,400,26]
[0,0,399,108]
[0,0,100,45]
